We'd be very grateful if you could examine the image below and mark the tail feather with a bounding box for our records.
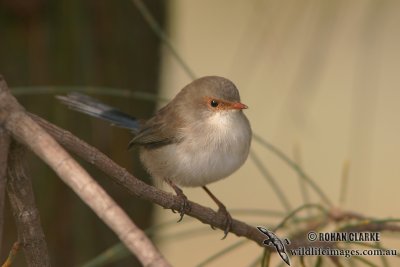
[57,93,140,131]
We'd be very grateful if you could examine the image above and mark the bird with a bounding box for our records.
[57,76,252,238]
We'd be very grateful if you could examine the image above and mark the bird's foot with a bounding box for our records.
[166,179,191,222]
[174,191,191,222]
[217,205,233,240]
[201,186,232,239]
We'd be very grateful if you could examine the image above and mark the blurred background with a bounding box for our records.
[0,0,399,266]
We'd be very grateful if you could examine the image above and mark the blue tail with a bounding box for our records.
[57,93,140,131]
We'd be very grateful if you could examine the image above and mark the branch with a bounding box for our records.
[0,128,11,254]
[6,142,51,266]
[0,75,171,267]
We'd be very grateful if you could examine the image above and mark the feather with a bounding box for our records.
[57,93,140,131]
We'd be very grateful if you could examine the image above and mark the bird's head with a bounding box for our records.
[175,76,248,125]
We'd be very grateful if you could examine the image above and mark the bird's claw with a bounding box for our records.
[166,179,191,222]
[218,206,232,240]
[175,193,191,222]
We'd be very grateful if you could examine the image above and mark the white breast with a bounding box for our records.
[141,111,251,187]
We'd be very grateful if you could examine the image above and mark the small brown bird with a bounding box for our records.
[58,76,252,238]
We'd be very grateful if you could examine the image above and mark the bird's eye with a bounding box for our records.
[210,100,219,108]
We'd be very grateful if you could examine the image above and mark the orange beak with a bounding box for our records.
[230,102,248,110]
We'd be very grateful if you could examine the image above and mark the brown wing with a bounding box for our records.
[128,105,184,149]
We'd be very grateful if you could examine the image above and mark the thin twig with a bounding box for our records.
[253,133,333,207]
[249,150,292,212]
[195,239,248,267]
[11,86,169,103]
[338,160,350,207]
[131,0,197,80]
[293,144,311,213]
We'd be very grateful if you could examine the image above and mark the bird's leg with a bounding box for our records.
[165,179,191,222]
[202,186,232,239]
